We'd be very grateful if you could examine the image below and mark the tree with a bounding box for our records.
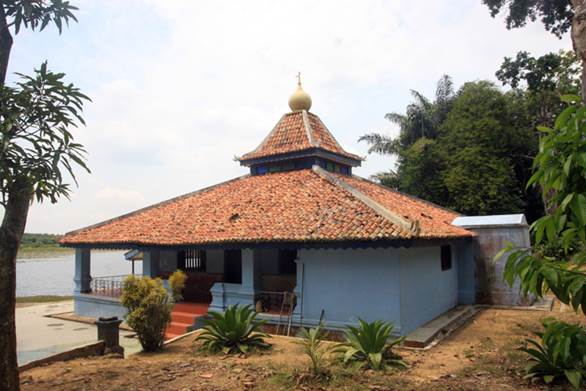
[359,75,455,205]
[440,81,534,216]
[499,95,586,388]
[496,50,581,126]
[0,2,84,390]
[360,78,542,219]
[481,0,586,101]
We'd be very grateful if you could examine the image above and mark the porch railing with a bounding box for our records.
[89,274,141,298]
[255,291,296,314]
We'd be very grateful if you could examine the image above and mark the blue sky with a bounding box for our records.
[5,0,570,234]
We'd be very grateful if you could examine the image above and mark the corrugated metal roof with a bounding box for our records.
[452,214,527,228]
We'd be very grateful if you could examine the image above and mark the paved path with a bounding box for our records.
[16,301,140,365]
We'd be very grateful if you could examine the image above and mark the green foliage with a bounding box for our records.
[120,275,172,352]
[295,323,332,376]
[521,319,586,389]
[482,0,572,38]
[195,304,271,354]
[3,0,79,35]
[500,97,586,312]
[168,270,186,303]
[20,233,61,247]
[361,78,542,218]
[335,319,406,370]
[0,62,90,205]
[497,98,586,388]
[497,50,581,127]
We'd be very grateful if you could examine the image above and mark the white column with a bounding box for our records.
[74,248,91,294]
[143,249,160,278]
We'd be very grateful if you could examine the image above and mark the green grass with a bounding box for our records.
[16,295,73,304]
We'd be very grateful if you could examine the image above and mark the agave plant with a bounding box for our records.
[195,304,271,354]
[295,322,332,376]
[335,319,406,370]
[521,318,586,389]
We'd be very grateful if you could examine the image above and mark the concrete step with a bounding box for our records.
[404,305,479,348]
[173,302,209,313]
[171,311,198,324]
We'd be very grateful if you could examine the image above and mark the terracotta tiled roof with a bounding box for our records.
[239,111,362,163]
[60,168,473,247]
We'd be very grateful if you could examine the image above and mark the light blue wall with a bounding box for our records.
[296,248,402,332]
[399,246,458,334]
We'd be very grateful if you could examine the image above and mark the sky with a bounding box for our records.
[3,0,571,234]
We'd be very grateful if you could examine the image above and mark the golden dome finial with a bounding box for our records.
[288,72,312,111]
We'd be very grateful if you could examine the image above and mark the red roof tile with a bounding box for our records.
[60,168,472,247]
[239,111,362,163]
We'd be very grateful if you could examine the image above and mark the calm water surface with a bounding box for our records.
[16,251,142,297]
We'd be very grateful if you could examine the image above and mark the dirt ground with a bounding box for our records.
[20,305,585,391]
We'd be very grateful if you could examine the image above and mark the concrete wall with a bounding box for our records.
[399,246,458,334]
[74,294,127,319]
[471,226,532,305]
[296,248,402,332]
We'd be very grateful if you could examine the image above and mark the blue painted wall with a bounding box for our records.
[296,248,402,332]
[398,246,458,334]
[297,246,462,335]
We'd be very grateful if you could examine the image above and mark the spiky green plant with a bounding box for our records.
[521,318,586,389]
[195,304,271,354]
[335,319,406,370]
[295,322,332,376]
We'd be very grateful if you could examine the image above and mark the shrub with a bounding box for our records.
[195,304,271,354]
[295,322,332,376]
[168,270,187,302]
[335,319,406,370]
[522,318,586,389]
[121,275,172,352]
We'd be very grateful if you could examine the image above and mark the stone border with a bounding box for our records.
[19,341,105,371]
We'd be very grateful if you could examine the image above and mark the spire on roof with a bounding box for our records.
[288,72,312,111]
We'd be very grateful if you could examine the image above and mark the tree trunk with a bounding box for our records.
[0,5,13,85]
[571,0,586,102]
[0,183,31,391]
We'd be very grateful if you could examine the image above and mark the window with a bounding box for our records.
[178,249,206,272]
[441,245,452,271]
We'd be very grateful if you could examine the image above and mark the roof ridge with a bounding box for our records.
[311,165,420,236]
[61,174,251,240]
[349,174,464,217]
[301,110,316,147]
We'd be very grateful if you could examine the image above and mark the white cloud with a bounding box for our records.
[16,0,571,233]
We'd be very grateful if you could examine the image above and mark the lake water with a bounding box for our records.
[16,251,143,297]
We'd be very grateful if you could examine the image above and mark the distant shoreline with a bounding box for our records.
[17,245,73,260]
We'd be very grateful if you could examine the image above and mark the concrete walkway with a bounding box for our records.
[16,301,140,365]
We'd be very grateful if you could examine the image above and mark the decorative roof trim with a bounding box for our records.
[238,147,362,167]
[311,165,421,236]
[301,110,315,146]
